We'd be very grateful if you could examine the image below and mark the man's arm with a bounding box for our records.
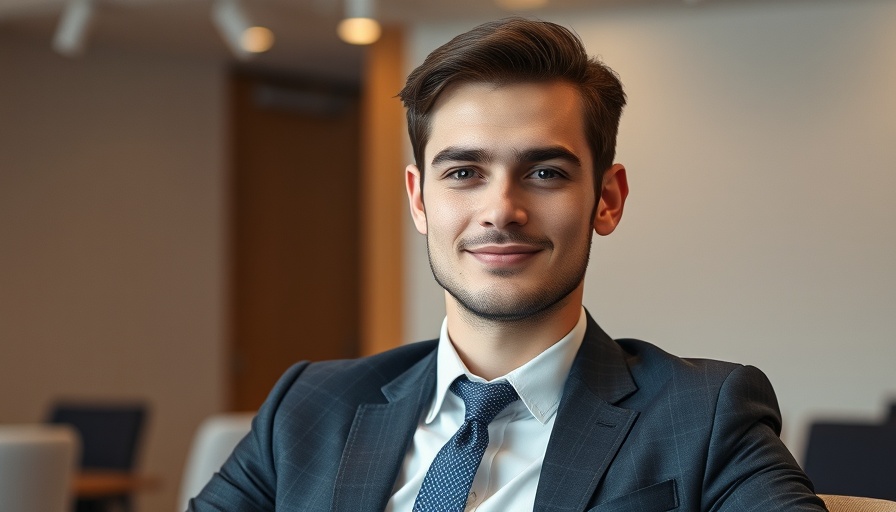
[702,364,827,511]
[187,362,310,512]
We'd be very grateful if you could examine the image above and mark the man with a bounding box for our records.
[190,18,824,511]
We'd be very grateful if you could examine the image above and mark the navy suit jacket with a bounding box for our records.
[190,315,825,511]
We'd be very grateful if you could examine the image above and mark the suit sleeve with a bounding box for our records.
[702,365,827,511]
[187,361,311,512]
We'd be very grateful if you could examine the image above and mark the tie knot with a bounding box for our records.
[450,376,519,424]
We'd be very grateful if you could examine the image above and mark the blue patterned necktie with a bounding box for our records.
[413,376,520,512]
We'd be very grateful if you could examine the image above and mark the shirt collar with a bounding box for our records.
[425,307,587,425]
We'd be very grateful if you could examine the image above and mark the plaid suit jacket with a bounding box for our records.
[189,314,825,511]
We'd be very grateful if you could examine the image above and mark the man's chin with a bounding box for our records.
[451,290,566,323]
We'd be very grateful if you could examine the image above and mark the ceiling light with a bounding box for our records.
[242,26,275,54]
[495,0,549,10]
[337,18,381,45]
[52,0,95,57]
[212,0,274,59]
[338,0,381,46]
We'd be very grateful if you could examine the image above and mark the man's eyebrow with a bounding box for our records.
[430,145,582,167]
[431,147,493,166]
[516,146,582,167]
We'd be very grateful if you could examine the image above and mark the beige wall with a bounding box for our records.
[0,37,228,511]
[404,0,896,462]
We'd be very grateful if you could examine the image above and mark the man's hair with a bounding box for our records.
[399,17,626,185]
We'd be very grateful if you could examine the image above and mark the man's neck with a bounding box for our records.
[444,287,584,380]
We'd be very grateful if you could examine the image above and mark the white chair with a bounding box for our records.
[178,413,254,511]
[0,424,80,512]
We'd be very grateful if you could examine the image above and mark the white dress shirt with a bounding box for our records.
[385,308,587,512]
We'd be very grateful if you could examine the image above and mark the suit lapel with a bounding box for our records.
[534,315,639,512]
[332,316,637,511]
[333,350,437,512]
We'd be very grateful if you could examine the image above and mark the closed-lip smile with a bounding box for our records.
[465,244,543,265]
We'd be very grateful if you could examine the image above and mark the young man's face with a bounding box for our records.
[406,81,626,321]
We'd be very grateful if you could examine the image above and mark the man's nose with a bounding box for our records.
[477,181,528,229]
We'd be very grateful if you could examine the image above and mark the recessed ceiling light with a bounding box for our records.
[338,0,381,45]
[495,0,549,11]
[337,17,382,45]
[242,26,275,53]
[213,0,273,59]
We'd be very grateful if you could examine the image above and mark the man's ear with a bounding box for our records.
[593,163,628,236]
[406,164,428,235]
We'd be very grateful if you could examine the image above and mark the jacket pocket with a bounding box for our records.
[587,479,678,511]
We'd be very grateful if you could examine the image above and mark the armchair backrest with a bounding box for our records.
[48,401,146,470]
[0,424,79,512]
[178,412,254,512]
[820,494,896,512]
[804,422,896,500]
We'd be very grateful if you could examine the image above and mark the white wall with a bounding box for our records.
[0,37,228,511]
[404,0,896,461]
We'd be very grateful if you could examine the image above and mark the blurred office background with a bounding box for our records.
[1,0,894,510]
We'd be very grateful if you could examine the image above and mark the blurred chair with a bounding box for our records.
[48,402,147,512]
[0,424,79,512]
[178,412,254,512]
[820,494,896,512]
[48,402,146,471]
[803,421,896,500]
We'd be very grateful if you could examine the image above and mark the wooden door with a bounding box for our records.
[229,72,361,411]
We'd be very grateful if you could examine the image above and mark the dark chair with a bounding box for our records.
[803,421,896,501]
[48,402,147,512]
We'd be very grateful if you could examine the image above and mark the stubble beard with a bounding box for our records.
[426,230,593,323]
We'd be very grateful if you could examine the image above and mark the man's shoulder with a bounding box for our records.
[616,337,742,374]
[266,339,439,406]
[613,337,769,399]
[307,338,439,378]
[581,313,747,389]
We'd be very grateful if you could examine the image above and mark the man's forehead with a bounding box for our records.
[424,80,590,166]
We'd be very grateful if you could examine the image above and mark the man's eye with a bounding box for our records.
[449,168,475,180]
[532,168,561,179]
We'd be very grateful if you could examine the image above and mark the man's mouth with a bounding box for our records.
[464,244,543,265]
